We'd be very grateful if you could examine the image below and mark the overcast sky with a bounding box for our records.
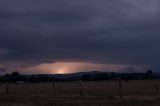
[0,0,160,74]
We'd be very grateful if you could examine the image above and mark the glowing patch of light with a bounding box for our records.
[56,68,66,74]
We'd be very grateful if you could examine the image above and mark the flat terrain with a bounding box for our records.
[0,80,160,106]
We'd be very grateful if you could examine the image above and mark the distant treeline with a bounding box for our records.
[0,70,159,83]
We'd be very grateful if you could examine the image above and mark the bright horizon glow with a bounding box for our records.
[55,68,67,74]
[20,62,146,74]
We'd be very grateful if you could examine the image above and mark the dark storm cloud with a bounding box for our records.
[1,0,160,71]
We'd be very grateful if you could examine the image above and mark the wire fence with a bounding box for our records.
[0,80,159,98]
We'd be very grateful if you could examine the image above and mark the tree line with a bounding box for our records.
[0,70,158,83]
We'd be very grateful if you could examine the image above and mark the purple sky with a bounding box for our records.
[0,0,160,74]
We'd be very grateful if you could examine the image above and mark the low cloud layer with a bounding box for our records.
[0,0,160,73]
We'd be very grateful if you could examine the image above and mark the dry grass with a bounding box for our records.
[0,80,160,106]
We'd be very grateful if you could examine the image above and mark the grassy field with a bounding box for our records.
[0,80,160,106]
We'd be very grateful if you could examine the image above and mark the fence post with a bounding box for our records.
[79,80,83,96]
[155,82,159,97]
[6,83,9,95]
[118,79,122,98]
[52,83,55,95]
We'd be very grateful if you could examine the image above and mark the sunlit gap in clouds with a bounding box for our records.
[20,62,145,74]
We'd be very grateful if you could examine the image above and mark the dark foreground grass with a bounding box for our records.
[0,80,160,106]
[0,95,160,106]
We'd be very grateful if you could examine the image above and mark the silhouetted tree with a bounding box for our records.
[144,69,153,79]
[10,71,22,82]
